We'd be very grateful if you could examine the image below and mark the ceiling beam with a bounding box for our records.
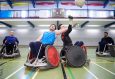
[6,0,13,8]
[103,0,109,8]
[114,10,115,17]
[0,21,12,28]
[55,0,60,8]
[81,21,89,28]
[27,21,35,28]
[104,22,115,28]
[57,21,59,29]
[30,0,36,8]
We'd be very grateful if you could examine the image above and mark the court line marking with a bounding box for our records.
[67,67,75,79]
[0,62,7,66]
[5,66,24,79]
[97,57,115,62]
[83,67,99,79]
[26,68,36,79]
[7,61,25,63]
[32,69,39,79]
[91,62,115,76]
[0,59,14,66]
[91,61,114,63]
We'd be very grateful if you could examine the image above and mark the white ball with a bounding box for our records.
[75,0,85,8]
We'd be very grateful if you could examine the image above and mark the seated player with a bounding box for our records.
[96,32,114,53]
[58,16,74,59]
[0,31,19,55]
[27,24,68,66]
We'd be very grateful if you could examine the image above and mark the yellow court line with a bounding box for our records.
[5,66,24,79]
[88,58,115,63]
[32,69,39,79]
[8,61,25,63]
[92,61,114,63]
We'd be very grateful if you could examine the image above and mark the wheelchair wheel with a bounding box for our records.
[45,45,60,68]
[108,45,115,57]
[66,46,86,67]
[38,45,60,70]
[2,45,21,58]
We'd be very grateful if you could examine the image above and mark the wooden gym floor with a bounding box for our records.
[0,47,115,79]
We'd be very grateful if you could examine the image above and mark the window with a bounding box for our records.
[65,10,87,17]
[21,11,28,18]
[37,10,51,18]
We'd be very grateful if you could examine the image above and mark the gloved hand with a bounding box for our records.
[68,15,73,25]
[68,15,73,20]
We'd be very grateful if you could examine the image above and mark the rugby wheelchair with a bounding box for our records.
[0,43,20,58]
[96,43,115,57]
[24,42,60,69]
[60,41,87,68]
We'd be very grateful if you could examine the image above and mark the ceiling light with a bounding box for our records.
[86,25,100,27]
[38,25,50,27]
[16,25,28,27]
[0,25,6,27]
[17,29,28,33]
[86,29,100,33]
[110,25,115,27]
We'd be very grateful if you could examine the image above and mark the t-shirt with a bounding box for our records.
[41,31,56,45]
[3,36,19,45]
[101,36,114,45]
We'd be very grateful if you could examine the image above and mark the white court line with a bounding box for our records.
[5,66,24,79]
[32,69,39,79]
[83,67,99,79]
[92,62,115,76]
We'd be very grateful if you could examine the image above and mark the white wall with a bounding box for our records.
[0,27,115,46]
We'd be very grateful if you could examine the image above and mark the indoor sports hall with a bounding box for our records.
[0,0,115,79]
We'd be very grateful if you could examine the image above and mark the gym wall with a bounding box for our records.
[0,27,115,46]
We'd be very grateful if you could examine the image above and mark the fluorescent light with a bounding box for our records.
[109,30,115,33]
[0,29,7,33]
[86,25,100,27]
[38,25,50,27]
[0,25,6,27]
[17,29,28,33]
[86,29,99,33]
[60,25,68,27]
[16,25,28,27]
[110,25,115,27]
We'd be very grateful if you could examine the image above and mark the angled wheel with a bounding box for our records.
[66,46,86,67]
[45,45,60,68]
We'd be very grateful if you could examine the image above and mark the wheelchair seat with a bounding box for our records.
[96,44,115,57]
[1,44,20,58]
[24,45,60,70]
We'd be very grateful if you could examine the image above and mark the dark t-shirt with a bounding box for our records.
[101,36,114,45]
[61,24,73,46]
[3,36,19,45]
